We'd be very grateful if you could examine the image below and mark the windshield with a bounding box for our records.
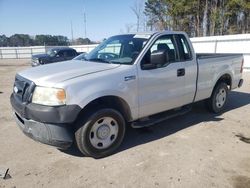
[85,34,150,65]
[46,49,57,57]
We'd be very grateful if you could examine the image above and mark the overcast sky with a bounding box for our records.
[0,0,140,41]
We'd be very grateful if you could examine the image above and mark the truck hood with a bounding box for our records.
[18,60,120,86]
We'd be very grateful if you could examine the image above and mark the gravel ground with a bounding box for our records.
[0,59,250,188]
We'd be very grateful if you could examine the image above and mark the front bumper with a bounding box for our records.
[10,93,82,149]
[14,112,73,149]
[10,94,81,124]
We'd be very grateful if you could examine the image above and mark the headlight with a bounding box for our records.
[32,86,66,106]
[32,58,39,64]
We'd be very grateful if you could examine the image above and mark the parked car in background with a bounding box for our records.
[31,47,80,66]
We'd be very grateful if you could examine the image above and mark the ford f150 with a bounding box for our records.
[10,31,244,158]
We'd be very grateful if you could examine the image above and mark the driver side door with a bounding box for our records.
[137,34,186,118]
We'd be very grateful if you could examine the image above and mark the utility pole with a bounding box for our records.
[70,20,74,44]
[84,12,87,38]
[83,0,87,38]
[83,1,87,38]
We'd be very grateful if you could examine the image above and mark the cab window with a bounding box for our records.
[57,51,64,57]
[65,50,76,57]
[176,35,192,61]
[141,35,178,69]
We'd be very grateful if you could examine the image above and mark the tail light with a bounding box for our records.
[240,58,244,73]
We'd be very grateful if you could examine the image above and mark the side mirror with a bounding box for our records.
[150,50,169,65]
[56,54,60,58]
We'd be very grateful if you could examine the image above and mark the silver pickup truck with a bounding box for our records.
[10,31,244,158]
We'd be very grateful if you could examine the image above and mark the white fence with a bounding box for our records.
[0,34,249,70]
[69,44,98,54]
[0,45,97,59]
[190,34,250,71]
[0,46,46,59]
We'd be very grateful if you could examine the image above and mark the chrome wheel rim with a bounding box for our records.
[89,117,119,149]
[215,88,226,108]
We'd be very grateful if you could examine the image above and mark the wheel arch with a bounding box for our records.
[76,95,133,123]
[206,73,232,101]
[213,73,232,93]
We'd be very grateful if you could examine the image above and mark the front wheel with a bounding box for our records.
[206,82,228,113]
[75,108,126,158]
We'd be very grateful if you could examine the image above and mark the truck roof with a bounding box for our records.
[114,31,187,38]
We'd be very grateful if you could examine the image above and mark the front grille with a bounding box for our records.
[13,75,35,103]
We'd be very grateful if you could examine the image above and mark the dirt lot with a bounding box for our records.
[0,59,249,188]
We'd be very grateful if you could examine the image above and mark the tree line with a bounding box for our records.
[0,34,95,47]
[144,0,250,37]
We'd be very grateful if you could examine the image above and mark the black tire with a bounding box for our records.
[206,82,228,113]
[75,108,126,158]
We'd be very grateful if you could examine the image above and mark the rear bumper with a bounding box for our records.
[14,112,73,149]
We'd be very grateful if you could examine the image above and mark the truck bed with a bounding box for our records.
[194,53,243,102]
[197,53,242,59]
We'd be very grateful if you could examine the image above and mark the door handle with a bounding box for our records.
[177,68,185,77]
[124,75,136,81]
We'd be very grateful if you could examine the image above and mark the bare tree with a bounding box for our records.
[131,0,145,32]
[125,23,134,33]
[203,0,208,36]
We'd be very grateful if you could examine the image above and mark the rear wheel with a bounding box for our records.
[75,108,126,158]
[206,82,228,113]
